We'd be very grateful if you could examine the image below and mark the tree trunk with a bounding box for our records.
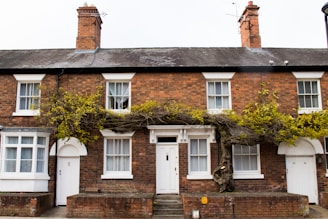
[213,137,234,192]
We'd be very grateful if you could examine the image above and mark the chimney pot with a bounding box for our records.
[248,1,253,6]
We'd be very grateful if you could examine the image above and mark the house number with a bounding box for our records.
[166,155,169,161]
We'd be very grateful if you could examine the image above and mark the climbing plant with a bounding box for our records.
[41,83,328,193]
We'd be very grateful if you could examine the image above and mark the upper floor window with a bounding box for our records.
[293,72,323,114]
[107,82,129,110]
[100,129,134,179]
[102,73,135,112]
[207,81,230,110]
[202,72,235,114]
[232,144,264,179]
[13,74,45,116]
[0,130,50,177]
[297,80,321,111]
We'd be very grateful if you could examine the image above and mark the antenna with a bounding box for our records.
[81,11,108,17]
[225,2,240,34]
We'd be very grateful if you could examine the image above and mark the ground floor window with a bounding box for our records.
[232,144,264,179]
[100,129,134,179]
[0,128,51,192]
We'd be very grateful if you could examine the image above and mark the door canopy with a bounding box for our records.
[278,137,323,156]
[50,137,87,157]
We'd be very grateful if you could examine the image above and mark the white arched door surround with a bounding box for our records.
[278,137,323,204]
[50,137,87,205]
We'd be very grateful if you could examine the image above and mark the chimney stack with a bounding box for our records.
[76,4,103,50]
[238,1,261,48]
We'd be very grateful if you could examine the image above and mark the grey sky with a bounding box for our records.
[0,0,327,49]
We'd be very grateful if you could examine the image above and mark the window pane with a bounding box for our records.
[215,82,221,95]
[234,155,242,171]
[208,97,215,109]
[208,82,214,95]
[233,144,242,154]
[37,137,46,145]
[199,156,207,171]
[37,148,45,173]
[298,81,304,94]
[222,82,229,94]
[5,148,17,172]
[305,96,312,107]
[222,97,229,108]
[190,140,198,154]
[312,81,318,93]
[216,97,222,108]
[312,95,319,107]
[298,96,305,108]
[249,145,257,153]
[21,148,32,159]
[190,157,198,171]
[304,81,311,93]
[199,140,207,154]
[21,137,33,144]
[6,148,17,159]
[6,136,18,144]
[5,161,16,172]
[20,83,27,96]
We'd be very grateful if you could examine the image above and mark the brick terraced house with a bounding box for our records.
[0,1,328,218]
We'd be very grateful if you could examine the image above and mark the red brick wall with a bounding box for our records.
[182,192,309,218]
[0,193,53,217]
[1,71,328,203]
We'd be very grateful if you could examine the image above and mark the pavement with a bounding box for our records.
[0,205,328,218]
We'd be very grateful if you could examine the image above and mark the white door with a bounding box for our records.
[57,157,80,205]
[156,144,179,194]
[286,156,318,204]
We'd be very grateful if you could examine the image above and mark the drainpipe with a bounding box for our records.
[53,69,64,206]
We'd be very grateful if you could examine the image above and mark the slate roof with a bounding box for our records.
[0,47,327,73]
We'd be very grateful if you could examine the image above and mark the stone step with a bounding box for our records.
[153,195,184,218]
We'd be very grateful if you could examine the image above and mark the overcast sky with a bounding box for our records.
[0,0,328,50]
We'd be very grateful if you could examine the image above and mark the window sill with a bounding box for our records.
[298,108,322,114]
[207,109,230,115]
[325,173,328,178]
[13,111,40,117]
[187,174,213,180]
[101,174,133,180]
[233,173,264,179]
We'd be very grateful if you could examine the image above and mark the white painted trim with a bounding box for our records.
[147,125,216,143]
[101,173,133,179]
[233,173,264,179]
[186,174,213,180]
[292,72,324,79]
[100,129,135,137]
[50,137,87,156]
[102,73,135,80]
[202,72,235,79]
[14,74,45,81]
[278,137,323,155]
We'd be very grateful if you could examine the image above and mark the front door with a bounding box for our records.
[286,156,318,203]
[57,157,80,205]
[156,144,179,194]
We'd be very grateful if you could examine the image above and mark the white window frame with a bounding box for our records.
[13,74,45,116]
[100,129,134,179]
[0,131,50,180]
[102,73,135,113]
[202,72,234,114]
[232,144,264,179]
[187,135,212,180]
[293,72,323,114]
